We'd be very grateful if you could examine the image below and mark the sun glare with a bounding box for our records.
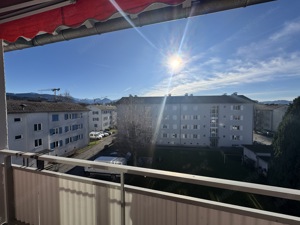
[167,54,184,74]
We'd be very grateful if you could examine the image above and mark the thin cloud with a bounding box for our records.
[143,53,300,97]
[124,87,132,92]
[237,19,300,58]
[270,20,300,41]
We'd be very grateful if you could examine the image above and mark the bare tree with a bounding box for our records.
[116,97,154,165]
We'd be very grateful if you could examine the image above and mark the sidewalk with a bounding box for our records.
[46,135,115,173]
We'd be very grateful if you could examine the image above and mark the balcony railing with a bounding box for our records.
[1,149,300,225]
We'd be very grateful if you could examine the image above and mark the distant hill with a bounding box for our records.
[6,92,114,105]
[260,100,292,105]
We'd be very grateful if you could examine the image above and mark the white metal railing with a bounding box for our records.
[1,149,300,225]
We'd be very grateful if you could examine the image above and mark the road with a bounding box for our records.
[46,135,116,174]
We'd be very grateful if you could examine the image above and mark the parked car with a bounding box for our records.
[84,156,127,181]
[89,131,102,140]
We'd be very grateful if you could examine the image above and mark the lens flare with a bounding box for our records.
[167,54,184,74]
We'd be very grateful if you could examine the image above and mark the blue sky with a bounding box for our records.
[4,0,300,102]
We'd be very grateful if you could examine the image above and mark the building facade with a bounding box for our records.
[7,100,89,164]
[254,104,288,133]
[87,105,117,132]
[117,94,255,148]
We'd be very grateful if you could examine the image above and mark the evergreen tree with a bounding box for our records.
[268,96,300,189]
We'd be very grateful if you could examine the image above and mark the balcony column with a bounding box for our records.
[0,40,13,224]
[0,40,8,152]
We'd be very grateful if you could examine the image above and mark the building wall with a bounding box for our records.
[48,111,89,157]
[87,105,116,132]
[8,112,49,164]
[8,111,89,164]
[117,97,254,148]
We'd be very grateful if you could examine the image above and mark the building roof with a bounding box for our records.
[243,145,274,154]
[255,104,288,111]
[7,100,89,114]
[88,105,116,110]
[117,94,255,105]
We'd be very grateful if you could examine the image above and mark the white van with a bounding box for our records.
[89,131,102,140]
[84,156,127,180]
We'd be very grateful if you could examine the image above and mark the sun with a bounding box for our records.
[166,53,185,74]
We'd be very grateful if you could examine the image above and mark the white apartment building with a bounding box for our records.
[87,105,117,132]
[7,100,89,164]
[117,94,254,148]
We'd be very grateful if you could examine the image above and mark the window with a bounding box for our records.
[193,125,198,129]
[34,123,42,131]
[93,118,99,121]
[193,134,198,139]
[15,135,22,140]
[162,124,168,129]
[232,105,242,110]
[173,133,178,138]
[65,126,69,132]
[232,135,241,140]
[34,139,42,147]
[65,137,70,144]
[94,124,98,127]
[64,114,69,120]
[50,127,62,135]
[162,133,168,138]
[181,115,189,120]
[193,115,199,120]
[72,124,78,130]
[232,125,242,130]
[172,115,177,120]
[52,114,59,121]
[14,118,21,122]
[232,115,243,121]
[50,140,63,149]
[182,124,188,129]
[182,134,188,139]
[92,111,99,115]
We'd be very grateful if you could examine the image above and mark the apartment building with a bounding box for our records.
[87,105,117,132]
[254,104,288,133]
[117,94,255,148]
[7,100,89,164]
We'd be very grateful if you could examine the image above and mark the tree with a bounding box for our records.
[116,97,155,166]
[268,96,300,189]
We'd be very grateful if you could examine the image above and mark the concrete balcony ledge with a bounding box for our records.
[1,149,300,225]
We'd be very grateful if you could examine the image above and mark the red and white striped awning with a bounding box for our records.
[0,0,275,51]
[0,0,184,43]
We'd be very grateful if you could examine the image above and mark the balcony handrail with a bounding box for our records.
[1,148,300,202]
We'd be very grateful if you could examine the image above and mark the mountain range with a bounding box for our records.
[6,92,114,105]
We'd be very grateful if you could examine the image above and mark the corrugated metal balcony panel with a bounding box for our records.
[13,169,39,225]
[6,163,299,225]
[0,166,5,224]
[125,191,176,225]
[176,203,285,225]
[13,168,122,225]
